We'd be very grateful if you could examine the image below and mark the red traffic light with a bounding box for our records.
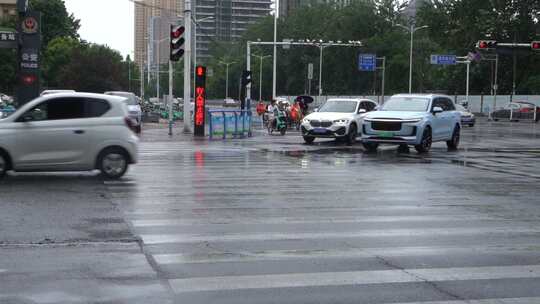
[196,66,205,77]
[477,40,497,50]
[171,25,185,39]
[532,41,540,51]
[21,74,37,85]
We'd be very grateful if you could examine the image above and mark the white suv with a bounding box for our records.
[362,94,461,153]
[301,98,377,144]
[0,93,138,179]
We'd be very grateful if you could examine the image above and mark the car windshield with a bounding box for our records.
[381,97,430,112]
[319,100,358,113]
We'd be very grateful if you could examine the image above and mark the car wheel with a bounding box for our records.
[415,127,432,154]
[346,124,357,145]
[0,153,7,179]
[303,136,315,144]
[98,148,129,179]
[362,142,379,152]
[446,125,460,151]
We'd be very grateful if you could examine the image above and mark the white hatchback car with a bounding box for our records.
[0,93,138,179]
[301,98,378,144]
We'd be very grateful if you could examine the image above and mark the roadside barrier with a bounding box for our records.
[208,109,253,139]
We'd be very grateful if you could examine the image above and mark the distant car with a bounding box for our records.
[361,94,462,153]
[492,101,539,122]
[223,98,238,107]
[301,98,377,145]
[40,90,76,96]
[0,92,138,179]
[104,91,143,132]
[456,104,475,127]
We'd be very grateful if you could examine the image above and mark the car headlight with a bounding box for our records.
[302,118,310,124]
[333,119,349,124]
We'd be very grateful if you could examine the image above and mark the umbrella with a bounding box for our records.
[295,95,314,104]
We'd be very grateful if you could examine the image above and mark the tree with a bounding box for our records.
[29,0,80,47]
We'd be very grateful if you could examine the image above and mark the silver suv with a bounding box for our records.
[361,94,461,153]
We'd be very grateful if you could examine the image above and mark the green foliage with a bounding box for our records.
[205,0,540,98]
[29,0,80,47]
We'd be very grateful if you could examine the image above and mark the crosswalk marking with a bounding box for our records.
[153,244,540,265]
[139,227,540,245]
[169,264,540,293]
[389,297,540,304]
[102,140,540,303]
[130,215,499,227]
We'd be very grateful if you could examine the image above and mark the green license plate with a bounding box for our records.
[378,131,394,138]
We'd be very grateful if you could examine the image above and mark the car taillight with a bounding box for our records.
[124,116,137,133]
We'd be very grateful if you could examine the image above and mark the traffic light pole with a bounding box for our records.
[183,0,192,133]
[168,60,174,136]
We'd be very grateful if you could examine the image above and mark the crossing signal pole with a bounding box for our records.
[183,0,193,134]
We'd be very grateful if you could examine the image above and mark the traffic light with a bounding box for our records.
[194,66,207,136]
[241,70,252,87]
[476,40,497,50]
[170,24,185,61]
[532,41,540,51]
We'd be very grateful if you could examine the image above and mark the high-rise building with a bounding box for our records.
[0,0,17,20]
[278,0,351,17]
[194,0,272,60]
[134,0,184,69]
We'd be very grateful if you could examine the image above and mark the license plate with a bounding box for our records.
[313,128,327,133]
[378,131,394,138]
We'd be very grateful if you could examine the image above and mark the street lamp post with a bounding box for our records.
[272,1,278,100]
[395,23,428,93]
[219,60,235,98]
[251,54,271,101]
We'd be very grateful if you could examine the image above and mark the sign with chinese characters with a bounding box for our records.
[430,55,457,65]
[20,48,39,69]
[0,31,17,49]
[194,66,207,137]
[358,54,376,71]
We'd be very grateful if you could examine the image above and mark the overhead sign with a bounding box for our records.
[358,54,376,71]
[194,66,207,137]
[430,55,457,65]
[307,63,313,80]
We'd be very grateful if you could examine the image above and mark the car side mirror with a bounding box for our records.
[432,107,443,114]
[313,108,319,112]
[358,108,367,114]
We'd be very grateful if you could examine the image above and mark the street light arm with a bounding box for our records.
[394,23,411,32]
[413,25,429,33]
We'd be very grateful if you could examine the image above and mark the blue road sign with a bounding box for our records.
[430,55,457,65]
[359,54,376,71]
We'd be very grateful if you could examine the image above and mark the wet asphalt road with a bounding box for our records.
[1,118,540,304]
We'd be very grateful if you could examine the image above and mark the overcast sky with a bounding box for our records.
[64,0,134,59]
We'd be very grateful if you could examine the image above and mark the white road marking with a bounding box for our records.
[153,244,540,265]
[140,227,540,245]
[169,264,540,293]
[131,215,498,227]
[389,297,540,304]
